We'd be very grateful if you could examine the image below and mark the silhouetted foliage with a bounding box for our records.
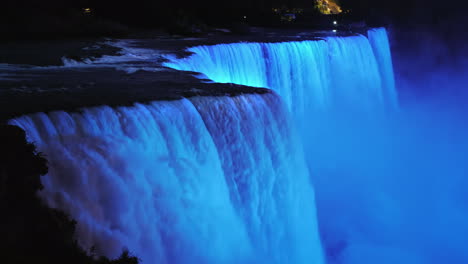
[0,124,138,264]
[96,251,139,264]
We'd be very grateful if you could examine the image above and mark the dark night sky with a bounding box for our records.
[3,0,454,20]
[2,0,465,39]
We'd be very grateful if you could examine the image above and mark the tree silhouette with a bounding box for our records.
[0,124,138,264]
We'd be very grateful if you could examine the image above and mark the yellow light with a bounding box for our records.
[83,8,92,14]
[315,0,342,15]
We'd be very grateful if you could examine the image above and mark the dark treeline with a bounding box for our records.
[1,0,319,38]
[2,0,316,27]
[2,0,462,26]
[2,0,464,38]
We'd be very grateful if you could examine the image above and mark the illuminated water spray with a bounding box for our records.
[16,25,465,264]
[10,93,324,264]
[164,27,468,264]
[164,28,398,114]
[8,27,407,264]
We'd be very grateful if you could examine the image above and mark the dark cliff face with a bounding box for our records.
[0,34,281,122]
[0,124,76,263]
[0,125,47,198]
[0,66,270,122]
[0,124,139,264]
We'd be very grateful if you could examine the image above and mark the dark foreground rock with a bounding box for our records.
[0,29,361,122]
[0,66,270,122]
[0,124,139,264]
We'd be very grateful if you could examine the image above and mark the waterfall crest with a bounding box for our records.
[164,28,397,114]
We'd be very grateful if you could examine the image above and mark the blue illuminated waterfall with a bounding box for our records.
[7,27,415,264]
[161,27,422,264]
[162,27,468,264]
[164,28,398,113]
[9,93,324,264]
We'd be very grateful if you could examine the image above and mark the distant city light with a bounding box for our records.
[315,0,342,15]
[333,29,337,33]
[333,21,337,25]
[83,8,92,14]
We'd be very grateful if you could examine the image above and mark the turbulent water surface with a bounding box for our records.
[164,28,468,264]
[164,28,398,114]
[9,27,468,264]
[10,93,323,264]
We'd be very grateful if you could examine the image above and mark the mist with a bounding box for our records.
[307,23,468,264]
[160,22,468,263]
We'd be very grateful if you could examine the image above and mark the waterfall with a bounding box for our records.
[164,28,397,113]
[7,27,416,264]
[162,27,468,264]
[368,28,398,108]
[9,93,324,264]
[163,28,433,264]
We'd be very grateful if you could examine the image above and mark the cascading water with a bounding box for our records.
[8,29,396,264]
[191,95,323,263]
[9,93,324,264]
[164,28,398,114]
[10,26,467,264]
[367,28,398,108]
[165,27,468,264]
